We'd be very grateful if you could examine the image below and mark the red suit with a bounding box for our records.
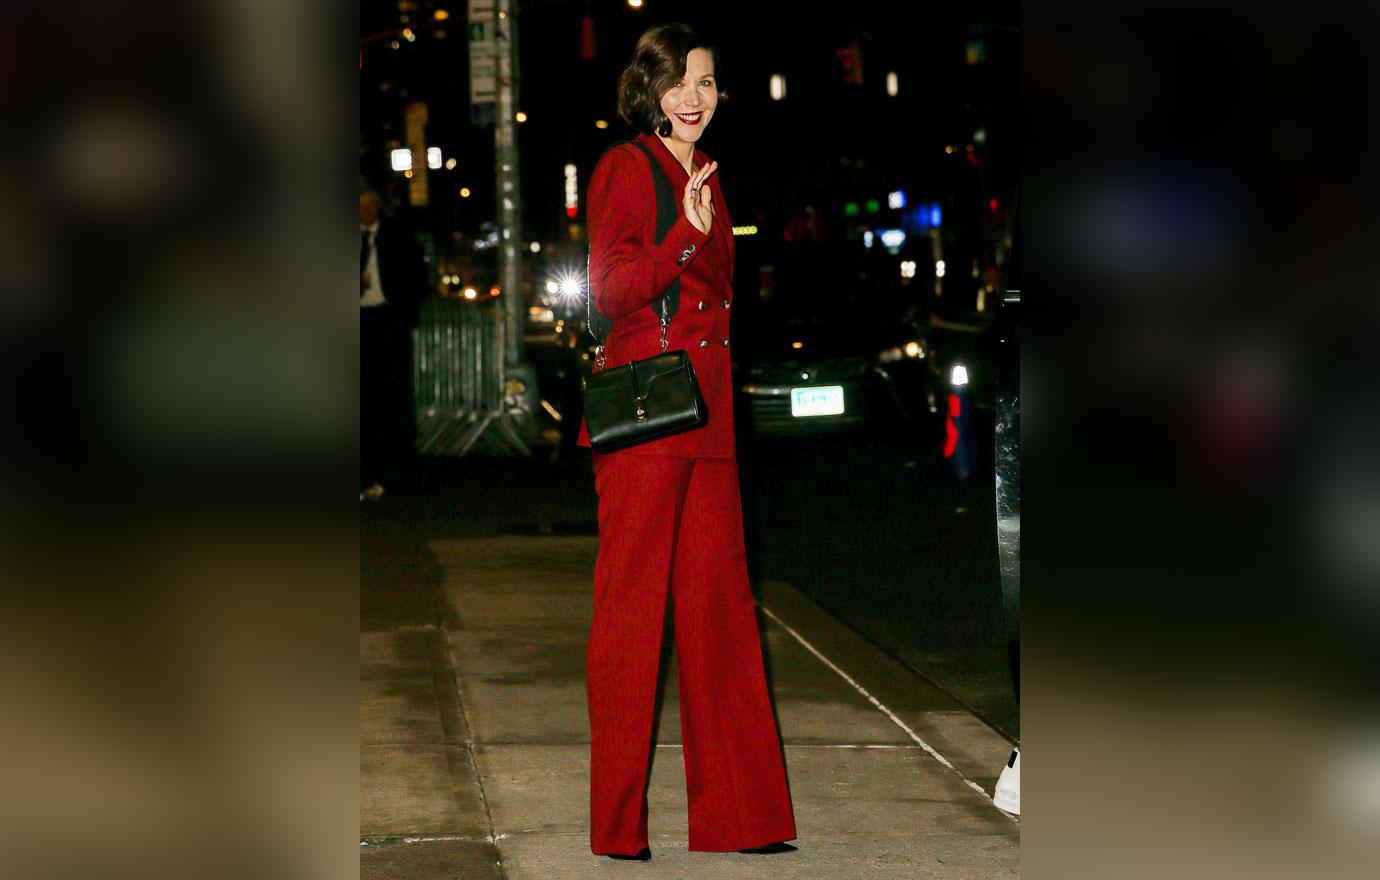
[578,133,797,854]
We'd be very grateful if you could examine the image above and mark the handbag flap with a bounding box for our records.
[627,351,691,397]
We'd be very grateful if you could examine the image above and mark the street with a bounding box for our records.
[741,428,1016,740]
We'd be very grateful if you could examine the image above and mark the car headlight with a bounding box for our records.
[878,340,925,363]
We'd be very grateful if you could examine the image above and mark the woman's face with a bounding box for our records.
[659,48,717,145]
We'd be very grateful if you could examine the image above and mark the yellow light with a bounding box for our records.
[945,145,954,154]
[445,158,457,170]
[791,341,804,350]
[463,287,478,300]
[515,112,528,123]
[595,119,609,129]
[489,286,501,297]
[390,40,400,50]
[732,225,758,236]
[904,341,923,358]
[403,170,413,178]
[460,187,471,198]
[403,28,416,42]
[628,0,644,8]
[434,9,450,20]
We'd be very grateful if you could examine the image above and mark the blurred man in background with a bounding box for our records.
[359,179,426,500]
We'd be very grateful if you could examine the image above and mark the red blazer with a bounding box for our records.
[577,132,737,458]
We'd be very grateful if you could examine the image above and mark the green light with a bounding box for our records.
[844,202,860,217]
[864,199,880,214]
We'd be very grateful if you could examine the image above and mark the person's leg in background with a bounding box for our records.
[587,453,693,855]
[360,306,388,497]
[671,457,797,852]
[360,305,416,499]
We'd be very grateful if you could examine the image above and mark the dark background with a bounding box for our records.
[4,1,1380,877]
[361,0,1018,310]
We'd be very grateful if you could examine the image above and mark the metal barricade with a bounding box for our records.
[412,297,507,456]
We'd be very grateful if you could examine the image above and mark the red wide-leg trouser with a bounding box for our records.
[587,452,797,855]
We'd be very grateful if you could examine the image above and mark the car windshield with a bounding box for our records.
[733,243,919,360]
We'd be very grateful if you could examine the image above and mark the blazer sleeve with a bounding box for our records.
[587,145,709,320]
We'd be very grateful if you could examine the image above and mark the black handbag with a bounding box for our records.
[583,304,708,453]
[581,142,708,453]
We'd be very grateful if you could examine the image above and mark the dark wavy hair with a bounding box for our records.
[617,23,723,136]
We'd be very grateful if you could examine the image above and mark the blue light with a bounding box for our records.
[902,207,929,233]
[929,203,942,227]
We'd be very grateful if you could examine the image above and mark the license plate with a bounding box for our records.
[790,385,845,417]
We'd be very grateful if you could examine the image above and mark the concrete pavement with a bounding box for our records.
[362,521,1018,878]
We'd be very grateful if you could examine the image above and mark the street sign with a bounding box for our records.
[468,0,497,112]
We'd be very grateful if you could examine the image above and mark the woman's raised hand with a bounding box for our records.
[684,161,719,235]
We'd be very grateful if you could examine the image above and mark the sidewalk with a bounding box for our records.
[361,496,1019,878]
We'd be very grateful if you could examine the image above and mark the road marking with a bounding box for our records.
[361,834,488,847]
[757,603,1016,822]
[655,743,923,750]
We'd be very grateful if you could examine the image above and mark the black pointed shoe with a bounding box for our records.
[738,842,798,854]
[606,847,651,861]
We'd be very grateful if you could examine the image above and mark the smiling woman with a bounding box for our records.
[658,49,717,142]
[616,25,726,151]
[579,22,798,862]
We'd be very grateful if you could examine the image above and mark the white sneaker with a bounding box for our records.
[993,747,1020,815]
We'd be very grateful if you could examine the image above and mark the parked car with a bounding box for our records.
[731,242,944,445]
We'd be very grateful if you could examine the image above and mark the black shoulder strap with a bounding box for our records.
[586,141,682,345]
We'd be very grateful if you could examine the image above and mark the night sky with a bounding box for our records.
[361,0,1018,291]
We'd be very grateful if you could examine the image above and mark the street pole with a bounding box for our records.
[495,0,523,369]
[488,0,538,452]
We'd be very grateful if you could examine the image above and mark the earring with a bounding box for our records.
[657,116,672,137]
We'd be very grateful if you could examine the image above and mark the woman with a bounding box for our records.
[577,23,798,860]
